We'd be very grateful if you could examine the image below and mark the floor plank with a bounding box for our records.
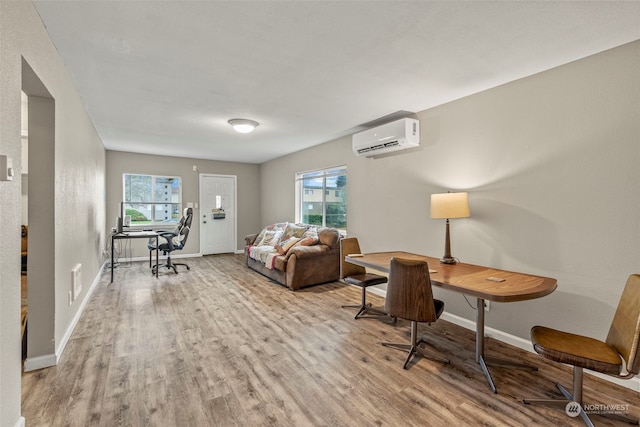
[22,254,639,426]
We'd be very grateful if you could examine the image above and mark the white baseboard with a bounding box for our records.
[23,353,57,372]
[55,262,105,358]
[24,263,106,372]
[15,417,25,427]
[364,285,639,393]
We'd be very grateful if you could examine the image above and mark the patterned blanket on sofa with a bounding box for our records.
[247,222,319,269]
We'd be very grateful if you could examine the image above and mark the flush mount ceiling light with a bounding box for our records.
[228,118,259,134]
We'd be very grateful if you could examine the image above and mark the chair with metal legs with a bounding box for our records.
[382,257,449,369]
[339,237,388,319]
[148,207,193,267]
[523,274,640,426]
[152,225,191,274]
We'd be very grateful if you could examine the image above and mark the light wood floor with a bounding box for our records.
[22,254,639,426]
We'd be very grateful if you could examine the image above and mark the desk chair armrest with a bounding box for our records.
[158,231,178,238]
[157,231,179,251]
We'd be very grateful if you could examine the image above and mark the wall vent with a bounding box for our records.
[71,264,82,301]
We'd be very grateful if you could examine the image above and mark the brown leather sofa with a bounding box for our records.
[245,224,341,290]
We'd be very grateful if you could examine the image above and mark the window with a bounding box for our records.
[123,174,182,226]
[295,166,347,232]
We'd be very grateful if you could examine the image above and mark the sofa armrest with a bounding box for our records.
[245,233,259,246]
[286,244,329,260]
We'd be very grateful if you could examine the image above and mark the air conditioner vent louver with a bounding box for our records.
[356,140,400,155]
[352,118,419,157]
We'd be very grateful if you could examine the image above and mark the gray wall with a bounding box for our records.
[0,2,106,426]
[106,151,261,256]
[1,3,638,425]
[261,41,640,342]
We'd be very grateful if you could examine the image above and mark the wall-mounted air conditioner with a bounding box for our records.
[352,118,419,157]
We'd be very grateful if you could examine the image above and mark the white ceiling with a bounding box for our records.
[32,1,640,164]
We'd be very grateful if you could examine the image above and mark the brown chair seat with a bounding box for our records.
[531,326,622,375]
[524,274,640,426]
[344,273,388,288]
[340,237,389,320]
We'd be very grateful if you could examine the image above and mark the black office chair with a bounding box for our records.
[152,225,191,274]
[148,207,193,267]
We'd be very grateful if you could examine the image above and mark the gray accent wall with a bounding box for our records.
[260,40,640,345]
[106,151,261,256]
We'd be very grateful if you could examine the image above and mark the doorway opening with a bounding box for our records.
[21,58,57,371]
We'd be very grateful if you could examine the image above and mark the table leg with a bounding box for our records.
[110,234,115,283]
[155,235,158,278]
[476,297,497,393]
[476,297,538,394]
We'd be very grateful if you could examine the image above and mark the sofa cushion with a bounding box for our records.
[248,245,278,264]
[273,255,287,271]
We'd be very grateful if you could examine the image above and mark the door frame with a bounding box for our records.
[198,173,238,255]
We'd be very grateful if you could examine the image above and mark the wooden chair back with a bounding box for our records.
[606,274,640,376]
[340,237,365,280]
[385,257,437,322]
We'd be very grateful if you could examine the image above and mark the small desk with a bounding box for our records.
[345,251,557,393]
[110,231,159,283]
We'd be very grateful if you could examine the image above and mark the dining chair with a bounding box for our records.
[339,237,388,319]
[382,257,449,369]
[523,274,640,426]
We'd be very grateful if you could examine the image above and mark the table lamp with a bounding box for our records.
[430,192,470,264]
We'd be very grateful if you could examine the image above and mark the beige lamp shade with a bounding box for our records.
[430,192,470,219]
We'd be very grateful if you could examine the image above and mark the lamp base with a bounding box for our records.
[440,257,458,265]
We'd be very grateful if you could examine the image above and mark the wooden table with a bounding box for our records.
[345,251,557,393]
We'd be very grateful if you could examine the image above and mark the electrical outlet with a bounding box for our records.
[484,300,491,311]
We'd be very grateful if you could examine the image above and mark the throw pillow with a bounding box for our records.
[256,230,279,246]
[297,237,317,246]
[253,229,266,246]
[283,223,308,239]
[300,227,318,243]
[275,236,301,254]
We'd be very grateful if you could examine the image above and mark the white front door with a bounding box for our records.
[199,174,237,255]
